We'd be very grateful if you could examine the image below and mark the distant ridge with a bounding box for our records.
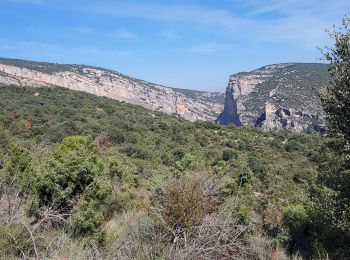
[0,57,225,122]
[217,62,330,132]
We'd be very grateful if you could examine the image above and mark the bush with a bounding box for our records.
[18,136,113,241]
[248,157,268,181]
[238,167,254,186]
[175,153,196,171]
[158,173,215,232]
[222,149,238,161]
[22,136,103,216]
[283,205,308,232]
[69,199,107,244]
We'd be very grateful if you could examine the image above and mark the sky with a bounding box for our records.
[0,0,349,92]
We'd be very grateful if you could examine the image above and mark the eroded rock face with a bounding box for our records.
[217,63,330,132]
[0,59,224,122]
[216,85,241,126]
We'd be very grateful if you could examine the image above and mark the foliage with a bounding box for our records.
[283,205,308,232]
[308,17,350,258]
[158,173,214,232]
[0,84,331,258]
[321,17,350,141]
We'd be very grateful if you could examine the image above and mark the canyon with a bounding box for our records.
[0,58,330,132]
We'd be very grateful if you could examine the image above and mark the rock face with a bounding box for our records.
[0,58,224,122]
[217,63,330,132]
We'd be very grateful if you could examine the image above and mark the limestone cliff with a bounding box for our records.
[0,58,224,122]
[217,63,330,132]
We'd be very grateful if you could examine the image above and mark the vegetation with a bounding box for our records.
[0,83,338,259]
[0,18,348,258]
[310,17,350,258]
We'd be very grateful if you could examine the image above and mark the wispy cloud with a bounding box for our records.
[0,41,130,62]
[71,27,94,34]
[185,43,234,55]
[161,32,180,40]
[9,0,47,4]
[82,3,244,28]
[114,29,137,39]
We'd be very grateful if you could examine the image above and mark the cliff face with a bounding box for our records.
[0,58,224,122]
[217,63,330,132]
[216,85,241,126]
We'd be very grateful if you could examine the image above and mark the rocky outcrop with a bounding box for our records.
[0,58,224,122]
[216,86,241,126]
[217,63,330,132]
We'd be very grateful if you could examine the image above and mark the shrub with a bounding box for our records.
[159,173,215,232]
[222,149,238,161]
[173,149,186,161]
[18,136,113,241]
[175,153,196,171]
[238,167,254,186]
[282,205,308,232]
[22,136,102,216]
[69,199,107,244]
[108,129,125,145]
[248,156,268,181]
[285,140,306,152]
[167,214,251,259]
[4,144,31,175]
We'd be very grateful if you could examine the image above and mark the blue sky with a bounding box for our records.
[0,0,348,91]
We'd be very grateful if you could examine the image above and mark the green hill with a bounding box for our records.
[0,84,334,259]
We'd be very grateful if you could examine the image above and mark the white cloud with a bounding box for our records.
[82,3,244,28]
[0,41,130,62]
[71,27,94,34]
[161,32,180,40]
[9,0,47,4]
[185,43,235,55]
[114,29,137,39]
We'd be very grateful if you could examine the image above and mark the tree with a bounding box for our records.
[321,17,350,141]
[312,17,350,257]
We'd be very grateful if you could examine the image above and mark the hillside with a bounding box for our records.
[0,58,224,122]
[0,84,328,259]
[217,63,330,132]
[0,58,332,133]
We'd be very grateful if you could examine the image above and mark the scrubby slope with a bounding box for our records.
[0,85,325,259]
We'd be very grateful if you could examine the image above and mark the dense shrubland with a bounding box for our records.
[0,83,345,259]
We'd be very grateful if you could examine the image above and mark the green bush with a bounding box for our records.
[22,136,103,216]
[69,199,107,244]
[17,136,114,241]
[248,156,268,180]
[175,153,196,171]
[283,205,308,232]
[222,149,238,161]
[238,167,254,186]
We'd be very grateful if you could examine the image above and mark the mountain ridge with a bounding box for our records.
[217,62,330,132]
[0,57,225,122]
[0,58,331,132]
